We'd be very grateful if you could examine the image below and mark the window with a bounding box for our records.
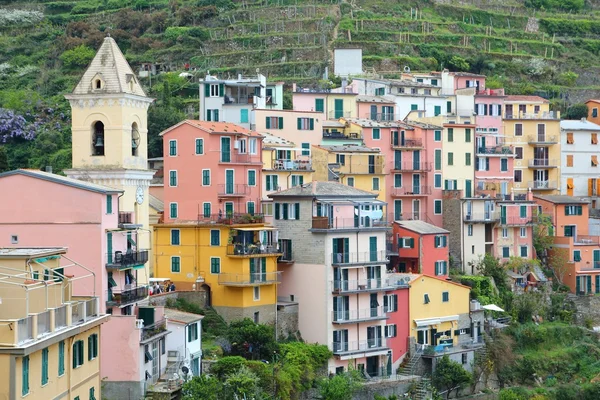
[266,175,279,191]
[169,170,177,187]
[465,153,471,166]
[462,353,468,365]
[384,294,398,312]
[565,205,583,215]
[347,177,354,187]
[393,174,402,188]
[291,175,304,187]
[248,170,256,186]
[169,203,178,219]
[435,261,448,276]
[434,105,441,116]
[375,87,385,95]
[502,228,508,238]
[247,201,255,215]
[187,323,198,342]
[22,355,29,396]
[336,154,345,166]
[249,138,257,155]
[520,246,528,257]
[447,128,454,142]
[465,129,471,142]
[515,123,523,136]
[515,147,523,159]
[240,108,249,123]
[502,247,509,258]
[11,235,18,244]
[372,128,381,140]
[193,138,203,155]
[401,237,414,248]
[171,229,180,245]
[171,256,181,273]
[514,170,522,183]
[161,338,165,355]
[434,235,447,248]
[467,224,473,236]
[262,203,273,216]
[520,205,527,218]
[144,345,153,363]
[567,132,574,144]
[593,133,598,145]
[275,202,300,220]
[447,152,454,166]
[594,108,598,118]
[434,174,442,188]
[297,117,314,130]
[315,98,324,112]
[169,140,177,156]
[593,155,599,167]
[208,83,220,97]
[302,142,310,156]
[266,116,283,129]
[434,130,442,141]
[565,154,574,167]
[210,230,220,246]
[434,149,442,170]
[520,227,527,238]
[424,294,430,304]
[58,340,65,376]
[203,202,211,218]
[384,324,397,338]
[42,348,49,385]
[88,334,98,361]
[442,291,449,302]
[210,257,221,274]
[372,177,380,191]
[73,340,84,368]
[106,195,112,214]
[501,158,508,172]
[206,109,219,122]
[411,104,418,111]
[253,286,260,301]
[90,387,97,400]
[574,250,582,262]
[239,139,247,154]
[434,200,442,215]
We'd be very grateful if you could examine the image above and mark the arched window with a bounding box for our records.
[131,123,140,157]
[92,121,105,156]
[95,79,102,89]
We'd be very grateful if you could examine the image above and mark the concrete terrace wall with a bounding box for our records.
[145,290,208,309]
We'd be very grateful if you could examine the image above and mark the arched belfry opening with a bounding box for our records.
[131,123,140,157]
[92,121,105,156]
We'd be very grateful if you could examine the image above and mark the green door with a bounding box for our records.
[138,307,154,326]
[500,205,507,224]
[225,202,234,216]
[576,276,581,293]
[434,105,441,116]
[370,237,378,261]
[250,258,256,283]
[392,131,399,146]
[225,170,234,194]
[594,250,600,268]
[221,137,231,162]
[261,258,267,281]
[107,232,113,264]
[465,179,472,198]
[334,99,344,119]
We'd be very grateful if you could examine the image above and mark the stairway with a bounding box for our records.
[398,351,421,377]
[413,377,431,400]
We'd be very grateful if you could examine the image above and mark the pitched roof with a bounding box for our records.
[149,194,164,212]
[0,247,67,258]
[560,119,600,131]
[344,118,412,129]
[71,37,147,97]
[0,169,122,195]
[356,95,396,104]
[159,120,259,137]
[395,220,449,235]
[504,95,549,103]
[164,308,203,325]
[534,195,590,204]
[268,181,377,198]
[408,274,471,290]
[261,131,295,147]
[318,144,380,153]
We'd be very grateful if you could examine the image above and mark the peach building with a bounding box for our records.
[291,84,358,120]
[356,95,397,121]
[254,109,325,146]
[160,121,264,222]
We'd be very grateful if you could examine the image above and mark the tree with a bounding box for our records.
[226,318,278,360]
[564,103,588,120]
[318,367,363,400]
[547,247,570,285]
[223,364,263,399]
[0,146,8,172]
[182,375,223,400]
[448,56,470,72]
[432,355,472,399]
[210,356,247,380]
[59,45,95,70]
[533,213,554,263]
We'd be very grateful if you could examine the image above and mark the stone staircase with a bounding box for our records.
[413,377,431,400]
[398,350,421,377]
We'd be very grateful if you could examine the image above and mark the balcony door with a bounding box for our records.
[225,170,234,194]
[367,265,381,288]
[412,199,420,220]
[417,329,429,345]
[394,151,402,170]
[333,267,348,291]
[369,236,378,261]
[505,104,513,118]
[333,329,348,352]
[535,169,548,185]
[534,147,548,166]
[367,326,382,348]
[537,124,546,142]
[368,155,375,174]
[412,174,420,194]
[413,150,420,170]
[370,293,379,317]
[332,238,349,264]
[366,355,379,377]
[151,341,159,383]
[477,136,486,152]
[333,296,349,322]
[334,99,344,119]
[221,137,231,162]
[392,131,399,146]
[370,105,377,120]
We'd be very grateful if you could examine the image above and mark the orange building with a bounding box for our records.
[585,99,600,125]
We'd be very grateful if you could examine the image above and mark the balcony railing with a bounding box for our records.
[119,212,133,224]
[55,305,67,329]
[141,319,167,341]
[331,279,392,293]
[476,146,514,156]
[391,162,431,172]
[527,135,558,144]
[574,235,600,245]
[332,338,387,354]
[226,243,281,257]
[37,310,51,337]
[311,216,389,230]
[218,272,281,286]
[106,250,149,270]
[368,113,399,122]
[331,250,388,265]
[386,241,399,255]
[17,316,33,344]
[528,159,558,168]
[464,212,500,223]
[219,153,261,164]
[196,213,265,225]
[390,186,432,196]
[328,110,352,119]
[272,159,312,171]
[332,307,388,323]
[217,184,250,196]
[528,180,558,190]
[499,216,533,226]
[106,286,149,307]
[278,247,294,263]
[323,131,361,139]
[505,111,559,120]
[391,139,423,149]
[70,298,99,325]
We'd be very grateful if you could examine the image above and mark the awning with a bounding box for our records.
[482,304,505,312]
[235,227,277,231]
[414,315,458,327]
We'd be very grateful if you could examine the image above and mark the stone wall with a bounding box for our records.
[103,380,145,400]
[276,301,299,339]
[569,293,600,326]
[213,304,276,325]
[443,190,463,270]
[145,290,208,309]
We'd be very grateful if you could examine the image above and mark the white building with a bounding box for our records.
[164,309,204,378]
[560,119,600,208]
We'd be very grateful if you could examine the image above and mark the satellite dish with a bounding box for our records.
[181,366,189,375]
[403,66,410,73]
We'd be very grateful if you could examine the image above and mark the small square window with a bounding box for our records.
[253,286,260,301]
[424,294,430,304]
[11,235,18,244]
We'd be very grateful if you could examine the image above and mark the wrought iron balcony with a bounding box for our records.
[331,250,388,265]
[331,279,393,293]
[528,159,558,168]
[464,212,500,223]
[119,212,134,224]
[476,146,514,156]
[391,138,423,149]
[226,243,281,257]
[272,159,312,171]
[528,180,558,190]
[311,216,389,230]
[217,184,250,197]
[527,134,558,145]
[141,319,167,341]
[196,213,265,225]
[106,250,149,270]
[332,338,387,354]
[218,272,281,286]
[106,286,148,307]
[390,186,432,197]
[391,162,431,172]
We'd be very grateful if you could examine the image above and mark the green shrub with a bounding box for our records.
[59,45,95,69]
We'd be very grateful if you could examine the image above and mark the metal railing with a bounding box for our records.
[328,110,352,119]
[528,180,558,190]
[323,131,361,139]
[332,307,388,323]
[367,113,399,122]
[331,250,388,265]
[391,138,423,148]
[278,243,293,263]
[311,216,389,230]
[37,310,51,337]
[476,146,514,155]
[106,250,149,269]
[71,301,85,324]
[528,159,558,167]
[331,279,392,292]
[196,213,265,225]
[506,111,558,120]
[217,184,250,196]
[55,306,67,329]
[390,186,432,196]
[527,134,558,143]
[386,241,399,254]
[141,319,167,341]
[17,316,33,344]
[106,286,149,307]
[464,212,500,222]
[391,162,431,171]
[272,159,312,171]
[219,153,260,164]
[218,272,281,286]
[226,243,280,256]
[85,298,98,318]
[499,216,533,225]
[574,235,600,245]
[332,338,387,353]
[119,212,133,224]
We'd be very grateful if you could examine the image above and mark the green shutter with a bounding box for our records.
[266,117,271,129]
[42,348,48,385]
[520,205,527,218]
[22,356,29,395]
[409,238,414,248]
[448,152,453,165]
[107,232,113,264]
[88,336,93,361]
[219,83,224,97]
[344,238,349,263]
[465,129,471,142]
[250,258,256,282]
[434,105,441,116]
[261,257,267,280]
[106,195,112,214]
[448,128,454,142]
[369,237,377,261]
[446,101,452,113]
[297,118,302,130]
[435,150,441,170]
[282,203,289,220]
[240,109,248,123]
[275,203,280,220]
[576,276,581,293]
[279,117,284,129]
[204,84,210,97]
[588,276,593,293]
[295,203,300,219]
[59,341,65,376]
[315,98,324,112]
[309,118,314,130]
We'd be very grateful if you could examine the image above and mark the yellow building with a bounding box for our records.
[153,220,281,324]
[503,95,561,194]
[0,248,108,400]
[311,145,386,200]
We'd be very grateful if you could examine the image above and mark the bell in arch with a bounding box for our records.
[94,135,104,148]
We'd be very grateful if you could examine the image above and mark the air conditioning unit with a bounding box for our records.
[135,319,144,329]
[234,140,240,149]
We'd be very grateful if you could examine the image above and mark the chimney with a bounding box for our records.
[45,166,52,173]
[312,181,317,195]
[527,188,533,201]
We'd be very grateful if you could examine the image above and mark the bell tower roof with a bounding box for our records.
[71,36,147,98]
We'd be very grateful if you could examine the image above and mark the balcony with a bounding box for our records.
[218,272,281,286]
[391,162,431,172]
[272,159,312,171]
[499,216,534,226]
[323,130,361,140]
[464,212,500,223]
[311,216,389,231]
[574,235,600,246]
[17,316,33,344]
[70,298,99,325]
[141,318,167,341]
[106,250,149,270]
[278,248,294,264]
[331,279,393,293]
[476,146,514,156]
[528,180,558,190]
[528,159,558,168]
[390,186,432,197]
[418,336,484,358]
[391,138,423,149]
[367,113,400,122]
[217,184,250,197]
[119,212,133,225]
[331,307,388,324]
[226,243,281,257]
[527,135,558,145]
[224,94,255,105]
[331,250,388,266]
[332,338,388,355]
[386,241,399,256]
[106,286,149,307]
[328,110,352,119]
[196,213,265,225]
[219,153,261,165]
[505,111,559,120]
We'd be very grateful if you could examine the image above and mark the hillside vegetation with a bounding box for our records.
[2,0,600,168]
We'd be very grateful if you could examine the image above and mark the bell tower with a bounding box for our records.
[65,36,154,281]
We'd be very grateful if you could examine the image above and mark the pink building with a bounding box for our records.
[391,220,450,277]
[160,120,263,222]
[474,88,514,197]
[0,169,165,399]
[356,95,396,121]
[383,284,410,369]
[493,191,536,263]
